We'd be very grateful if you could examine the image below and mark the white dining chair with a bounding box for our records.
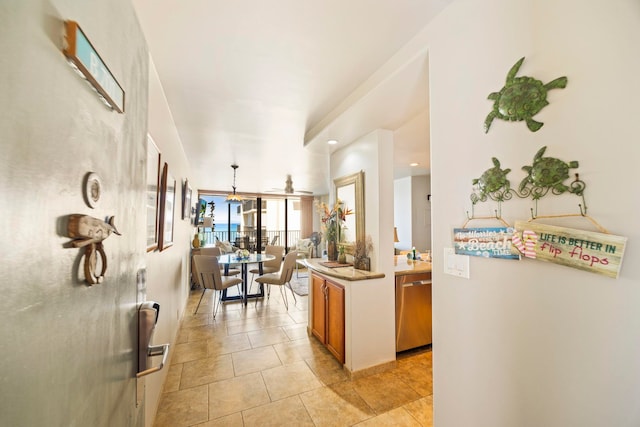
[254,251,298,310]
[199,246,240,276]
[193,255,243,318]
[248,245,284,292]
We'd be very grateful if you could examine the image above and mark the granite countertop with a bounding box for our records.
[394,255,432,276]
[302,259,385,281]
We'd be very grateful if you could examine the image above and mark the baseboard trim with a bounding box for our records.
[343,360,397,380]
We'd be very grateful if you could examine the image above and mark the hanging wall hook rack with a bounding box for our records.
[463,203,510,228]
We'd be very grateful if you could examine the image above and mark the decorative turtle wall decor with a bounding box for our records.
[518,146,579,195]
[472,157,511,200]
[484,57,567,133]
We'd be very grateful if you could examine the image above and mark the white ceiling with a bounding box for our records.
[132,0,449,195]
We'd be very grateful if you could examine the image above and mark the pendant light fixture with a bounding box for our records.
[225,164,243,204]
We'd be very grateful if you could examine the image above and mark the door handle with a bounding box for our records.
[403,280,432,287]
[137,301,170,378]
[137,343,170,378]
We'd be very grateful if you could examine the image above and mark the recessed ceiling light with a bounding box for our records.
[410,162,419,167]
[327,139,338,145]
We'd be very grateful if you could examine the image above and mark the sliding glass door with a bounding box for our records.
[197,192,306,252]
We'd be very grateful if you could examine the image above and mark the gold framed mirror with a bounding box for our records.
[334,171,364,253]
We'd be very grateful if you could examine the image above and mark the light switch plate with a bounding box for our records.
[444,247,470,279]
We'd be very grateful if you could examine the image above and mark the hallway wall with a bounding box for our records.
[142,59,195,426]
[0,1,148,425]
[423,0,640,425]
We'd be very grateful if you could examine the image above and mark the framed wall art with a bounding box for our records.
[182,179,192,220]
[159,162,175,251]
[146,135,161,251]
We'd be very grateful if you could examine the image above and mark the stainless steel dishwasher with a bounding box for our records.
[395,272,432,352]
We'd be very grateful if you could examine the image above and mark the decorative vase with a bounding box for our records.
[338,253,347,264]
[192,234,201,248]
[355,257,370,271]
[327,240,338,261]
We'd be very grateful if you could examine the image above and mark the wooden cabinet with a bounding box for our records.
[311,272,345,363]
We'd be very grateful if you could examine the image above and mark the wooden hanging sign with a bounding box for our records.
[453,227,520,259]
[513,221,627,278]
[63,21,125,113]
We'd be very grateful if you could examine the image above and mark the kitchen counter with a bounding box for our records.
[302,259,385,281]
[394,255,432,276]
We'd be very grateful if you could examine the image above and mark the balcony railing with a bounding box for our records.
[199,229,301,251]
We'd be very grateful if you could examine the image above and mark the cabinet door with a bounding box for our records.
[325,279,345,363]
[310,273,326,343]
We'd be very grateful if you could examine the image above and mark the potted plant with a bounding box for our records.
[354,235,373,271]
[337,245,347,264]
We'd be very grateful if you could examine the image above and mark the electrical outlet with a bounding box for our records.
[444,248,470,279]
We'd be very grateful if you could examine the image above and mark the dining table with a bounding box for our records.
[218,253,275,305]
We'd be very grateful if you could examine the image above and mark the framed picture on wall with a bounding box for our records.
[182,179,192,220]
[159,162,175,251]
[192,201,200,226]
[195,198,206,226]
[146,135,161,252]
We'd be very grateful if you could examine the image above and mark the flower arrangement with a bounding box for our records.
[316,199,353,243]
[235,249,250,260]
[316,199,352,261]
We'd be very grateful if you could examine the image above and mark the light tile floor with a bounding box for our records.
[153,276,433,426]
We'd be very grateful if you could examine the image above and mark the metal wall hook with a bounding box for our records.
[494,200,504,219]
[528,199,542,220]
[578,203,586,216]
[578,191,589,216]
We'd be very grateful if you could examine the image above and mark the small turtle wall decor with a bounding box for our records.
[518,146,579,195]
[484,57,567,133]
[472,157,511,200]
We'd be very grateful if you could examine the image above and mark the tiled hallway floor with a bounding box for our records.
[153,278,433,426]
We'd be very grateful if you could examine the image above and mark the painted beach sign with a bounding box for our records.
[453,227,520,259]
[513,221,627,278]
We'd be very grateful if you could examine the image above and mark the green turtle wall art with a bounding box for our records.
[472,157,511,199]
[484,57,567,133]
[519,146,579,195]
